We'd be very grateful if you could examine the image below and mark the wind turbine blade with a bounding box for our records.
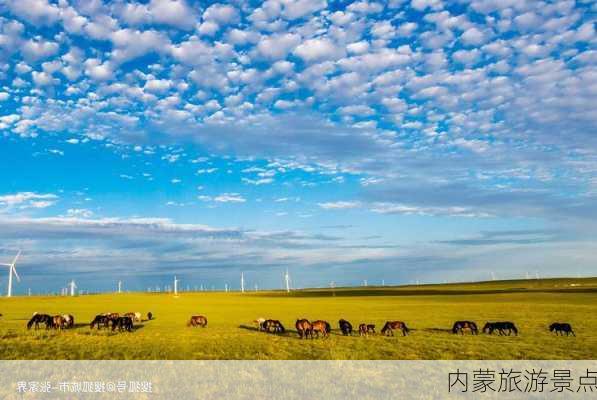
[0,263,11,266]
[12,265,21,282]
[13,250,21,265]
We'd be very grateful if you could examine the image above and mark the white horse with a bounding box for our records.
[254,318,266,331]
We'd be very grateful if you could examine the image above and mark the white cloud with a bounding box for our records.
[148,0,196,30]
[257,33,301,60]
[0,192,58,211]
[21,39,59,61]
[5,0,60,26]
[460,27,486,45]
[318,201,361,210]
[294,38,344,62]
[203,4,239,25]
[214,193,246,203]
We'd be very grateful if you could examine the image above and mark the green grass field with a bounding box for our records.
[0,278,595,360]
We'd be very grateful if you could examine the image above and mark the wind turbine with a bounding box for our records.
[284,269,290,293]
[1,250,21,297]
[69,279,77,296]
[117,280,122,294]
[241,272,245,293]
[173,276,179,296]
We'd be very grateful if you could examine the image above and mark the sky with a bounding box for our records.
[0,0,596,294]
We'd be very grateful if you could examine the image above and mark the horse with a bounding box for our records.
[263,319,285,333]
[338,319,353,336]
[52,315,66,330]
[381,321,409,336]
[255,318,266,331]
[550,323,575,336]
[483,322,518,336]
[147,312,153,321]
[295,319,313,339]
[311,320,331,338]
[124,312,141,322]
[358,323,375,336]
[112,316,133,332]
[187,315,208,327]
[27,313,53,330]
[452,321,478,335]
[62,314,75,328]
[90,314,112,329]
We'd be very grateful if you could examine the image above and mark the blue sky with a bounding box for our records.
[0,0,596,293]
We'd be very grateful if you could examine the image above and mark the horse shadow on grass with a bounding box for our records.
[238,324,347,340]
[238,324,300,338]
[421,327,452,334]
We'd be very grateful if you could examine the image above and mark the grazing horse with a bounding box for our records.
[254,318,266,331]
[263,319,285,333]
[27,313,53,330]
[311,320,331,338]
[147,312,153,321]
[381,321,410,336]
[452,321,478,335]
[90,314,112,329]
[52,315,66,330]
[338,319,353,336]
[112,316,133,332]
[187,315,208,328]
[124,312,142,322]
[550,323,575,336]
[62,314,75,328]
[295,319,313,339]
[483,322,518,336]
[358,323,376,336]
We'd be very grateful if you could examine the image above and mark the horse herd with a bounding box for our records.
[23,312,576,337]
[253,318,575,338]
[26,311,153,332]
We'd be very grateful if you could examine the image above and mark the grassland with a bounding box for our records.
[0,278,595,360]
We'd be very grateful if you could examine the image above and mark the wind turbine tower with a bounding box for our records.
[174,276,179,296]
[241,272,245,293]
[1,250,21,297]
[69,280,77,296]
[117,280,122,294]
[285,269,290,293]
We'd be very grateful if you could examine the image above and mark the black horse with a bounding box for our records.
[90,314,112,329]
[483,322,518,336]
[550,323,575,336]
[112,316,133,332]
[147,312,153,321]
[338,319,353,335]
[263,319,285,333]
[452,321,478,335]
[27,313,53,330]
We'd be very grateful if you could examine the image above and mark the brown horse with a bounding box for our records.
[187,315,208,327]
[452,321,478,335]
[381,321,410,336]
[295,319,313,339]
[52,315,66,330]
[311,320,331,338]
